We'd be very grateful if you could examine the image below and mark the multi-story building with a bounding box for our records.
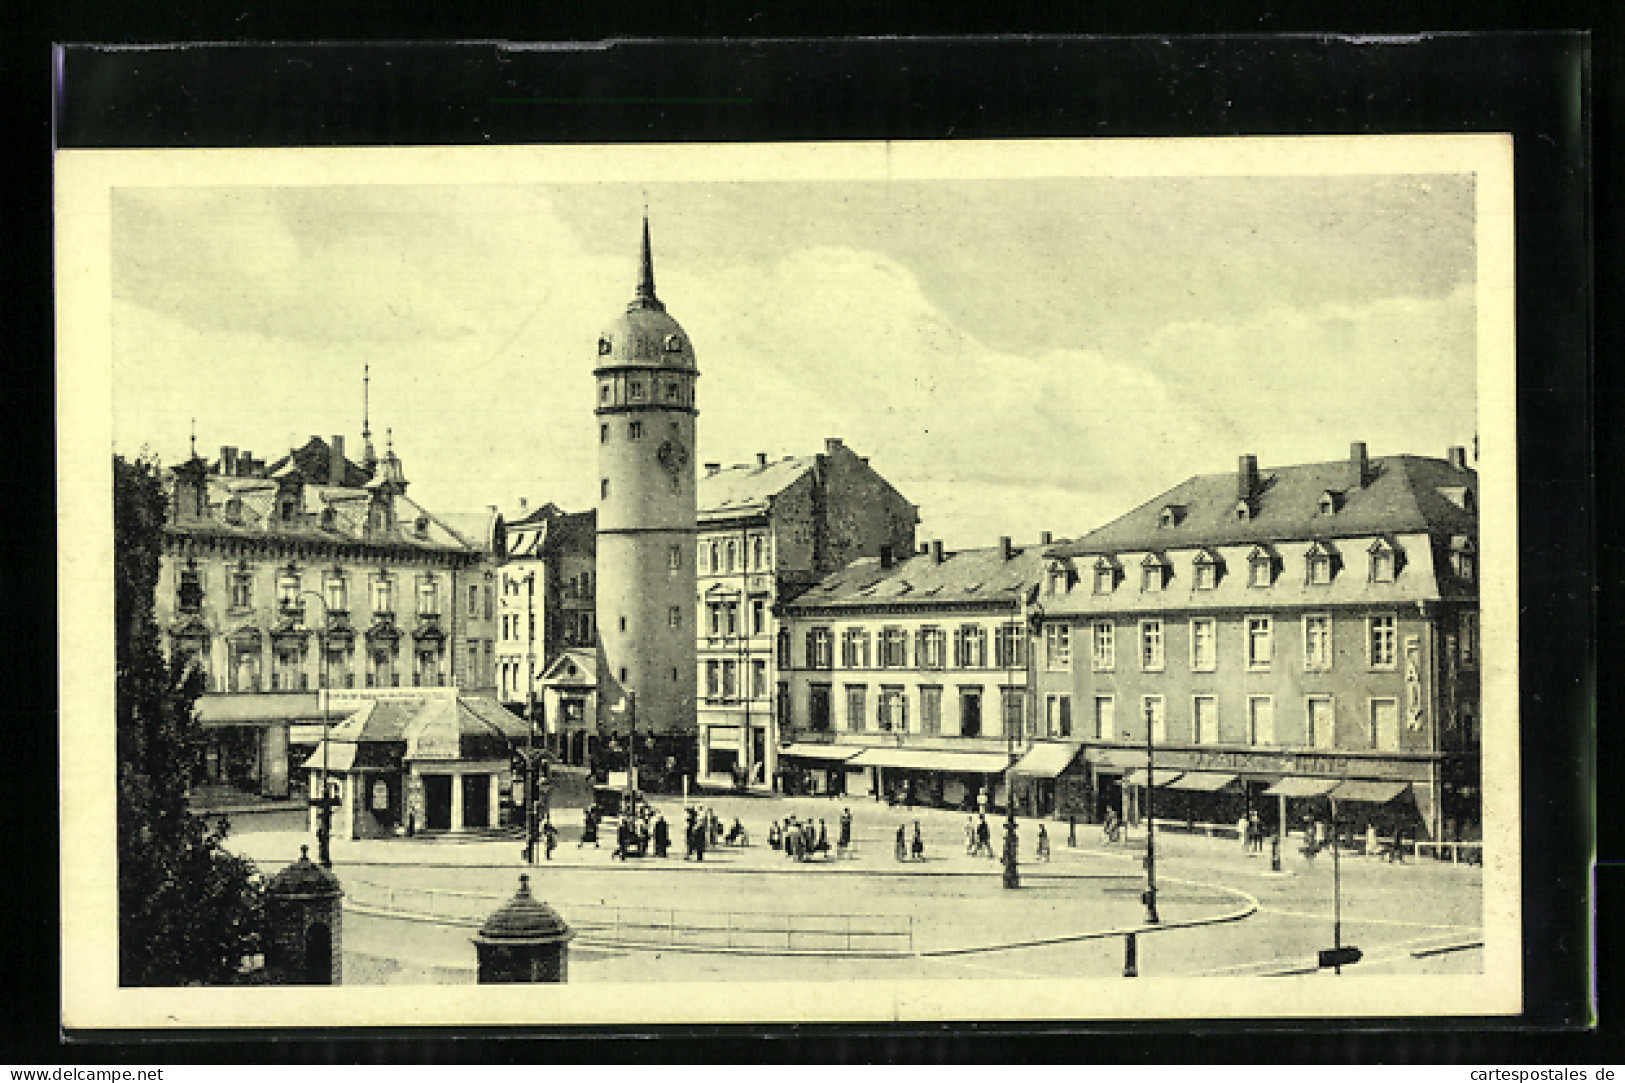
[589,218,699,786]
[494,501,596,713]
[1031,443,1480,842]
[776,536,1052,808]
[158,430,501,802]
[695,439,918,790]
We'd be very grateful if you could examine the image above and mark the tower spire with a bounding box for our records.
[361,364,377,469]
[629,212,665,313]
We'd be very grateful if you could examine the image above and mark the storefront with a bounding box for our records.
[1007,741,1084,817]
[777,743,865,796]
[846,747,1012,810]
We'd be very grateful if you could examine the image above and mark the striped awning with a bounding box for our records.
[1009,742,1083,778]
[1329,780,1411,804]
[1163,771,1238,792]
[1123,768,1183,788]
[848,747,1011,774]
[779,743,867,763]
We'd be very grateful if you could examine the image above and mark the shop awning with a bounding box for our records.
[848,747,1012,774]
[779,743,866,763]
[1263,777,1339,798]
[1329,780,1411,804]
[1123,768,1184,788]
[1163,771,1239,792]
[1009,742,1082,779]
[300,741,359,774]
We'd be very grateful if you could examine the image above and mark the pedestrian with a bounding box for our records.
[768,820,782,850]
[544,819,558,861]
[694,818,707,862]
[684,808,697,860]
[895,824,908,862]
[637,815,651,857]
[802,819,816,859]
[1237,813,1251,853]
[654,813,670,858]
[1364,821,1378,858]
[837,809,852,858]
[1249,810,1264,853]
[1103,807,1120,845]
[613,817,630,861]
[965,816,977,855]
[1392,823,1407,864]
[1037,823,1051,862]
[976,814,992,858]
[816,819,829,858]
[911,820,925,861]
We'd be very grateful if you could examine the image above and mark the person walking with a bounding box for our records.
[895,824,908,862]
[910,820,925,861]
[1036,823,1051,862]
[654,813,670,858]
[965,816,977,855]
[580,806,599,848]
[768,820,782,851]
[1238,812,1251,854]
[837,809,852,859]
[976,814,993,858]
[544,818,558,861]
[613,816,631,861]
[816,819,829,858]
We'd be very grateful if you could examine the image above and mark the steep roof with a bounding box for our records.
[1049,454,1477,558]
[698,455,817,519]
[786,541,1056,612]
[262,437,374,489]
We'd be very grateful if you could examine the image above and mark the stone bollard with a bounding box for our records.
[263,845,343,985]
[473,874,574,983]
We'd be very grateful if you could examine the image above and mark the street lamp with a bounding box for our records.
[1128,711,1160,925]
[297,590,337,868]
[1002,616,1021,890]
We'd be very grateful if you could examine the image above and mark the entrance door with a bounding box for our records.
[462,774,490,829]
[423,774,453,831]
[751,726,767,784]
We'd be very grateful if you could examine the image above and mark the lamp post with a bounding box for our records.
[1002,616,1021,890]
[1128,711,1160,925]
[297,590,336,868]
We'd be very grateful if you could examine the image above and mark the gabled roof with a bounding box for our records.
[786,541,1058,612]
[541,648,597,687]
[698,455,817,519]
[263,436,374,489]
[1048,454,1476,558]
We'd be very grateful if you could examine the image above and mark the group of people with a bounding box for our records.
[612,803,670,860]
[896,820,926,861]
[963,814,994,858]
[771,815,831,861]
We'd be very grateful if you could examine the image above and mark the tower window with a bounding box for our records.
[665,384,680,402]
[601,479,610,499]
[600,383,611,403]
[629,421,643,440]
[668,544,682,570]
[629,380,644,400]
[600,424,608,444]
[668,606,682,628]
[620,616,627,631]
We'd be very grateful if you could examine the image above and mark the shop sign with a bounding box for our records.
[371,779,390,811]
[1404,636,1426,730]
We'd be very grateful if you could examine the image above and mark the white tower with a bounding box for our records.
[594,218,698,754]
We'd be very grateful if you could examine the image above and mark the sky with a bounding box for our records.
[110,170,1477,549]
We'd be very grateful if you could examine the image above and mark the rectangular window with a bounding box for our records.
[1368,615,1398,668]
[1194,695,1218,744]
[807,628,832,669]
[809,684,832,731]
[846,685,868,732]
[917,627,946,669]
[1093,695,1114,740]
[599,423,608,444]
[958,687,983,738]
[878,686,907,732]
[668,605,682,629]
[417,577,439,616]
[467,584,478,617]
[1092,621,1115,671]
[995,622,1026,668]
[752,598,766,636]
[1140,620,1164,671]
[1002,687,1025,738]
[1248,696,1275,746]
[231,571,253,610]
[920,686,943,736]
[1044,624,1071,671]
[1093,566,1115,594]
[324,575,346,613]
[841,628,871,668]
[485,585,494,620]
[277,572,301,613]
[724,601,739,637]
[1370,549,1396,583]
[721,660,738,699]
[1304,613,1333,671]
[371,576,393,614]
[1142,695,1166,743]
[1249,557,1272,588]
[1459,611,1479,668]
[752,659,767,699]
[954,625,987,668]
[1046,694,1072,738]
[600,478,610,499]
[1371,697,1400,750]
[628,420,643,440]
[706,661,720,699]
[777,628,791,668]
[1308,553,1333,585]
[881,627,908,668]
[1308,696,1335,750]
[1246,616,1272,669]
[1194,560,1218,590]
[707,603,721,638]
[1190,618,1216,672]
[1141,563,1164,593]
[668,544,682,570]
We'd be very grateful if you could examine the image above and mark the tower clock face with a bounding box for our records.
[657,438,689,475]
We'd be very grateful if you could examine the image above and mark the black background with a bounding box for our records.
[8,5,1615,1067]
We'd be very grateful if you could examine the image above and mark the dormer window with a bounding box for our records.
[279,496,297,523]
[224,496,244,524]
[1193,550,1222,590]
[320,507,336,529]
[1140,554,1169,593]
[414,516,430,539]
[1047,563,1070,596]
[1318,490,1345,516]
[1247,547,1276,588]
[1368,539,1400,583]
[1449,536,1477,581]
[1234,499,1254,521]
[598,335,613,355]
[664,333,684,352]
[1159,504,1186,528]
[1092,557,1120,595]
[1305,541,1339,586]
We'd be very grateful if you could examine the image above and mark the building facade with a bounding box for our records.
[777,536,1053,808]
[695,439,919,790]
[494,501,596,714]
[158,431,500,802]
[591,219,699,783]
[1032,444,1480,843]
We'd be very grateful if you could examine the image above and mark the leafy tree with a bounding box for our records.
[115,453,263,985]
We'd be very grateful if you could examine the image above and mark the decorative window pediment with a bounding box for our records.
[1367,537,1403,582]
[1140,553,1170,593]
[1234,499,1255,521]
[1247,545,1277,587]
[1305,540,1340,585]
[1158,504,1187,528]
[1192,549,1223,590]
[1318,490,1345,516]
[1092,555,1121,595]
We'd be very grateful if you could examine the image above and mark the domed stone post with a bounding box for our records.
[263,845,344,985]
[473,874,575,983]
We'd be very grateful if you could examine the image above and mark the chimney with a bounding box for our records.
[756,452,768,468]
[221,446,238,476]
[1447,445,1468,472]
[879,544,894,569]
[931,539,945,564]
[705,462,722,477]
[330,436,345,485]
[1238,454,1259,501]
[240,450,254,476]
[825,437,844,455]
[1350,442,1369,489]
[1040,530,1053,545]
[998,536,1013,561]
